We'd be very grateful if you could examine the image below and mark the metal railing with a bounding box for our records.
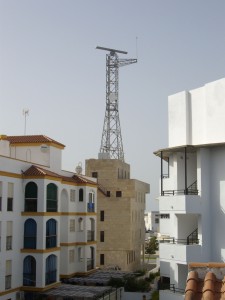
[159,283,185,294]
[5,275,11,289]
[187,228,198,245]
[25,198,37,212]
[162,180,198,196]
[87,259,94,271]
[160,237,199,245]
[87,230,95,241]
[87,203,95,212]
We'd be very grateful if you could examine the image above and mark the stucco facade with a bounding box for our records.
[155,78,225,299]
[0,135,97,300]
[85,158,150,272]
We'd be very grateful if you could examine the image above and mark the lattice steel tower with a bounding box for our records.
[97,46,137,161]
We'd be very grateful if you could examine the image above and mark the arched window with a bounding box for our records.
[25,182,38,212]
[46,183,57,212]
[23,256,36,286]
[46,254,57,285]
[24,219,37,249]
[46,219,57,248]
[79,188,83,202]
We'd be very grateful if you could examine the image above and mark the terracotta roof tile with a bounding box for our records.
[185,263,225,300]
[72,174,96,185]
[6,135,65,148]
[23,165,97,186]
[23,165,61,178]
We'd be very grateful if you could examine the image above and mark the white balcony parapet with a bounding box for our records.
[159,195,201,214]
[160,243,202,263]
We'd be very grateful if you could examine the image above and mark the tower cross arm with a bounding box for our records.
[118,58,137,67]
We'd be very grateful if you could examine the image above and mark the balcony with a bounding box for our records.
[160,241,201,263]
[87,259,95,271]
[5,275,11,289]
[159,194,201,214]
[87,203,95,212]
[87,230,95,242]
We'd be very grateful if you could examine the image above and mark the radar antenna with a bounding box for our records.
[96,46,137,161]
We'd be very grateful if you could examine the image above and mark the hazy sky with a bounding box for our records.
[1,1,225,210]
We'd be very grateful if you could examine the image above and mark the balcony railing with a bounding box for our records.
[23,273,36,286]
[6,236,12,250]
[87,259,94,271]
[160,237,199,245]
[25,198,37,212]
[162,181,198,196]
[159,283,185,294]
[87,203,95,212]
[5,275,11,289]
[87,230,95,242]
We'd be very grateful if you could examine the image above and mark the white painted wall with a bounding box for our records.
[169,78,225,147]
[0,135,97,299]
[157,78,225,295]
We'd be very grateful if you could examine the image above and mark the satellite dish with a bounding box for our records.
[75,162,82,174]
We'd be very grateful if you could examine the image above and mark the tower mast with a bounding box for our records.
[96,46,137,161]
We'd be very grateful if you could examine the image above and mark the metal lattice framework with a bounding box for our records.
[97,46,137,161]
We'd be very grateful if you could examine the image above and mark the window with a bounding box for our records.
[100,211,104,222]
[5,260,12,289]
[24,219,37,249]
[23,256,36,286]
[79,189,84,202]
[70,189,76,202]
[160,214,170,219]
[45,255,57,285]
[25,182,38,212]
[46,219,57,248]
[92,172,98,178]
[100,231,104,242]
[106,191,110,197]
[69,219,75,232]
[116,191,122,197]
[100,254,104,265]
[6,221,12,250]
[69,250,75,263]
[155,218,159,224]
[46,183,57,212]
[7,183,13,211]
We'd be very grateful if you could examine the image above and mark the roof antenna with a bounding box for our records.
[23,109,29,135]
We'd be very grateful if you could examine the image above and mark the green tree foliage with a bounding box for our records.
[145,237,158,256]
[151,291,159,300]
[108,276,150,292]
[124,277,150,292]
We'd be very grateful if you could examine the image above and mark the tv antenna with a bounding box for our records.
[23,109,29,135]
[96,46,137,161]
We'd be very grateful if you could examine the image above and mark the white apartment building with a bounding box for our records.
[144,211,159,233]
[0,135,97,300]
[154,77,225,300]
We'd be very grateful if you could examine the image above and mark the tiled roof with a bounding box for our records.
[185,263,225,300]
[23,165,97,185]
[6,135,65,148]
[23,165,61,178]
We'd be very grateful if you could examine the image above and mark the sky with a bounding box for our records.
[1,1,225,211]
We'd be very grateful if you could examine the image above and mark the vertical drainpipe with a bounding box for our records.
[161,151,163,196]
[185,147,187,194]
